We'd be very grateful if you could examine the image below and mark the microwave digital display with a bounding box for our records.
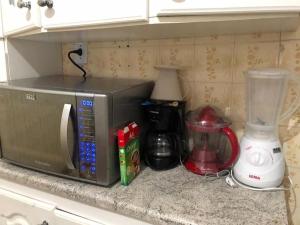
[78,98,96,179]
[81,100,93,107]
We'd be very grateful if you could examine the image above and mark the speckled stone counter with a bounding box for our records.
[0,161,288,225]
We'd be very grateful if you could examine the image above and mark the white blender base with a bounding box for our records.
[233,136,285,188]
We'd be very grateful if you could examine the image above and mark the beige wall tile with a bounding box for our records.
[235,32,280,43]
[87,47,129,78]
[194,43,234,82]
[231,121,246,142]
[128,39,160,48]
[159,45,195,67]
[86,47,106,76]
[279,40,300,75]
[89,40,129,48]
[230,83,246,123]
[192,82,232,112]
[195,34,234,45]
[127,46,159,80]
[181,80,194,111]
[63,62,86,76]
[233,42,279,83]
[280,125,300,143]
[159,37,194,46]
[279,40,300,127]
[177,67,196,82]
[281,25,300,41]
[280,82,300,127]
[283,131,300,168]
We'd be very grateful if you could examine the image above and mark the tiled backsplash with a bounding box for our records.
[63,29,300,224]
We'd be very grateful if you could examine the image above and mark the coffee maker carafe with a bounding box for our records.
[143,101,185,170]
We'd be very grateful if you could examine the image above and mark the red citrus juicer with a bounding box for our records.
[184,106,239,175]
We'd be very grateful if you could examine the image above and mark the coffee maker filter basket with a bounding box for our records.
[150,65,183,101]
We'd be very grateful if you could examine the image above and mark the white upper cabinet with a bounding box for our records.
[0,0,41,36]
[150,0,300,17]
[39,0,148,30]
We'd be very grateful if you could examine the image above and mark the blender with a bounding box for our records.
[233,68,300,188]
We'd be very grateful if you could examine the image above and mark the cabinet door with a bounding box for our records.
[55,209,104,225]
[0,187,55,225]
[0,0,41,36]
[40,0,148,30]
[150,0,300,17]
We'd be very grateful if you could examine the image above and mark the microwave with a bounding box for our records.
[0,76,153,186]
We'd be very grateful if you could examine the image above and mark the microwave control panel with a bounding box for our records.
[77,98,96,180]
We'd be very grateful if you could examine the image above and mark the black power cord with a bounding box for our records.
[67,48,87,80]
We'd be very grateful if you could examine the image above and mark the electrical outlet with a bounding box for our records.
[71,42,87,65]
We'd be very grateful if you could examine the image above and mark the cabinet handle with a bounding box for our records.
[37,0,53,8]
[17,0,31,9]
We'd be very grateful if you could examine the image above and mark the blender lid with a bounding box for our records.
[247,68,290,79]
[186,106,231,131]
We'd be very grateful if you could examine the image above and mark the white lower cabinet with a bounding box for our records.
[0,178,150,225]
[0,188,55,225]
[0,197,104,225]
[54,210,103,225]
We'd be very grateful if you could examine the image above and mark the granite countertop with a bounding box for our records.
[0,161,288,225]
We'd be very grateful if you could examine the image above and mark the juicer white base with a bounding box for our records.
[233,136,285,188]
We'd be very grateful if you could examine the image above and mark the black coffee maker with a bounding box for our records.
[142,100,186,170]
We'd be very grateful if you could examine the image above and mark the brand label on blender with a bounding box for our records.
[273,147,281,153]
[249,174,261,180]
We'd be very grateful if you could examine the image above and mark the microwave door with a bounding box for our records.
[0,89,78,176]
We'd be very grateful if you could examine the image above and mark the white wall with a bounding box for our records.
[6,39,63,80]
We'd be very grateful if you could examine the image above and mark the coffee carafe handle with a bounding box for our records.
[280,74,300,122]
[220,127,240,170]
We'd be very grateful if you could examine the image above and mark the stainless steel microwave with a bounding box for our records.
[0,76,153,186]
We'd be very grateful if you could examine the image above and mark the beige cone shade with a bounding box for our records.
[150,65,183,101]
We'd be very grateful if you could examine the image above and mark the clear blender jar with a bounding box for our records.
[234,68,300,188]
[245,69,289,140]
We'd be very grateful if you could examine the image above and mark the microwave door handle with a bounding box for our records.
[60,103,75,170]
